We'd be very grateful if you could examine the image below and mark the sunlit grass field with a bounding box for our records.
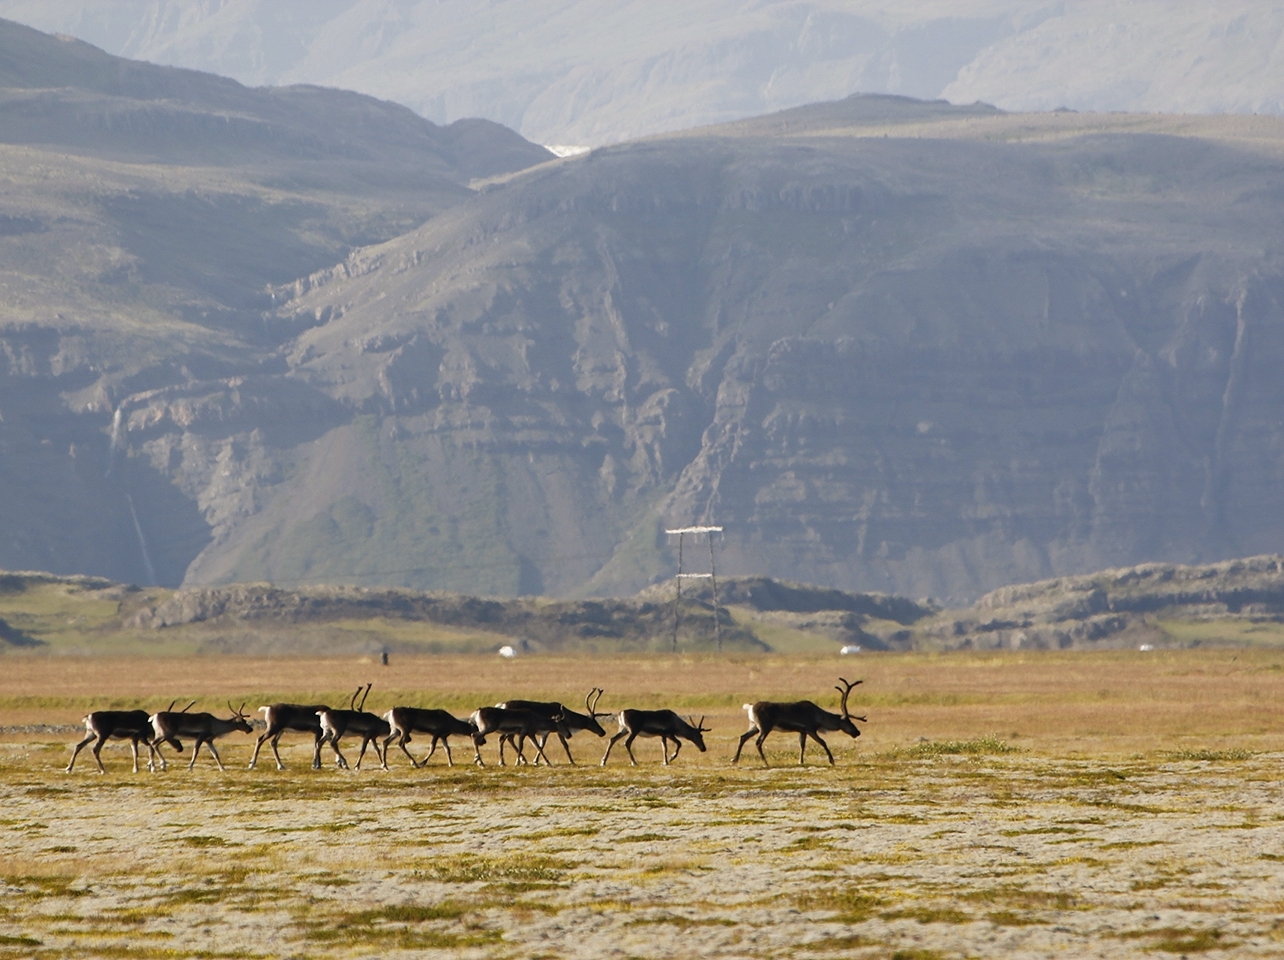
[2,649,1283,958]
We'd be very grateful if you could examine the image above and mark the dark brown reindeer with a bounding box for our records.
[150,702,254,771]
[600,710,710,766]
[317,684,391,771]
[67,709,161,774]
[732,677,865,767]
[248,703,332,770]
[382,707,477,767]
[494,688,608,764]
[469,706,565,767]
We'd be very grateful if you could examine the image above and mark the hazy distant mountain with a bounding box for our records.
[2,1,1281,147]
[6,16,1284,603]
[0,18,550,584]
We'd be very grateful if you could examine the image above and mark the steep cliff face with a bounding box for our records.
[0,19,551,586]
[152,101,1284,600]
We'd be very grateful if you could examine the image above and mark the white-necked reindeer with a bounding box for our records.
[248,702,332,770]
[732,677,864,767]
[599,710,709,766]
[318,684,390,770]
[382,707,477,767]
[67,709,160,774]
[150,702,254,771]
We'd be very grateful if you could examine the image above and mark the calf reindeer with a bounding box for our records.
[733,677,865,767]
[150,702,254,771]
[495,688,608,764]
[248,703,331,770]
[600,710,709,766]
[318,684,390,770]
[67,709,159,774]
[469,706,565,767]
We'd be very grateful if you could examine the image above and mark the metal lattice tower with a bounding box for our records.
[665,525,723,652]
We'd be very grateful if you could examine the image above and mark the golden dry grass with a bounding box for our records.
[2,649,1283,959]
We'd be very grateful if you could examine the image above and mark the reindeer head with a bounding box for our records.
[835,678,865,739]
[687,715,711,752]
[583,688,608,737]
[227,701,254,735]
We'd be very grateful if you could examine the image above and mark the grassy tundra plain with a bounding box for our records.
[2,650,1284,959]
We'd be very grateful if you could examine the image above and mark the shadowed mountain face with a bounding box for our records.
[4,18,1284,601]
[0,19,550,586]
[150,98,1284,601]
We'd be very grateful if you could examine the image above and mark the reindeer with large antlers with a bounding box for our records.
[317,684,391,771]
[248,703,332,770]
[732,677,865,767]
[150,702,254,771]
[469,706,566,766]
[494,688,608,764]
[600,710,710,766]
[67,709,162,774]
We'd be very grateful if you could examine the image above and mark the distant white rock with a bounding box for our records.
[498,645,517,658]
[840,644,862,655]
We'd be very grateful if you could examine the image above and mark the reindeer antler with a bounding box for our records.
[835,678,863,720]
[587,687,608,717]
[357,683,372,713]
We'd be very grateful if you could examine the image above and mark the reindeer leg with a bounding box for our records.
[670,738,682,763]
[328,735,350,770]
[67,732,96,773]
[441,738,455,767]
[129,738,141,774]
[799,731,808,765]
[558,731,576,765]
[810,731,835,765]
[187,737,203,770]
[624,731,641,766]
[601,729,626,766]
[732,727,758,764]
[311,731,323,770]
[532,736,552,766]
[755,730,772,768]
[472,735,487,767]
[248,731,268,769]
[205,740,227,772]
[399,736,421,767]
[89,733,111,774]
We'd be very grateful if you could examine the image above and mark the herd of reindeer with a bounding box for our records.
[65,678,866,775]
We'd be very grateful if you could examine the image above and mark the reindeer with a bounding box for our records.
[150,702,254,771]
[67,709,161,774]
[469,706,565,767]
[382,707,477,767]
[600,710,710,766]
[248,703,332,770]
[494,688,607,764]
[317,684,390,771]
[732,677,864,767]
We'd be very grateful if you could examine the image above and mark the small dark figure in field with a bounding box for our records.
[733,677,864,767]
[600,710,709,766]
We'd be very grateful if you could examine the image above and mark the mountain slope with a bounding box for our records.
[129,96,1284,601]
[4,1,1284,146]
[0,18,550,585]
